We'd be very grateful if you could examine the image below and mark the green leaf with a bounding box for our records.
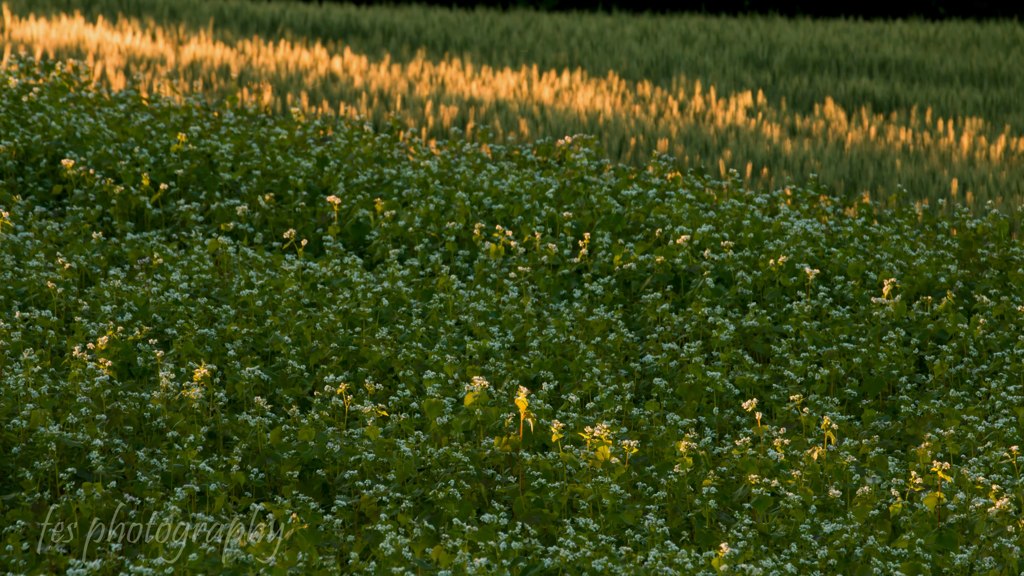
[861,376,886,397]
[751,494,773,515]
[935,526,958,550]
[846,259,865,280]
[212,492,227,513]
[29,409,48,428]
[422,398,445,420]
[297,427,316,442]
[922,491,945,512]
[430,545,453,568]
[269,426,283,446]
[464,389,489,407]
[888,501,903,518]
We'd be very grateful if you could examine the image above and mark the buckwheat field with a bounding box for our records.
[1,2,1023,574]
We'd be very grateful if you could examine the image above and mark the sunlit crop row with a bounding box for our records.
[3,3,1023,211]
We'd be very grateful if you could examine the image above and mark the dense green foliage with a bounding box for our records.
[2,57,1024,574]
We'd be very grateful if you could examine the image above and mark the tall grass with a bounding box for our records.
[3,0,1024,209]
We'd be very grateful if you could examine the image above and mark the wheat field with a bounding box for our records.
[3,0,1023,211]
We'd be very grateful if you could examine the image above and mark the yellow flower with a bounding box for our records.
[821,415,837,447]
[515,386,534,438]
[192,362,211,383]
[514,386,530,413]
[620,439,639,456]
[677,438,697,454]
[931,460,953,483]
[882,277,899,299]
[550,419,565,443]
